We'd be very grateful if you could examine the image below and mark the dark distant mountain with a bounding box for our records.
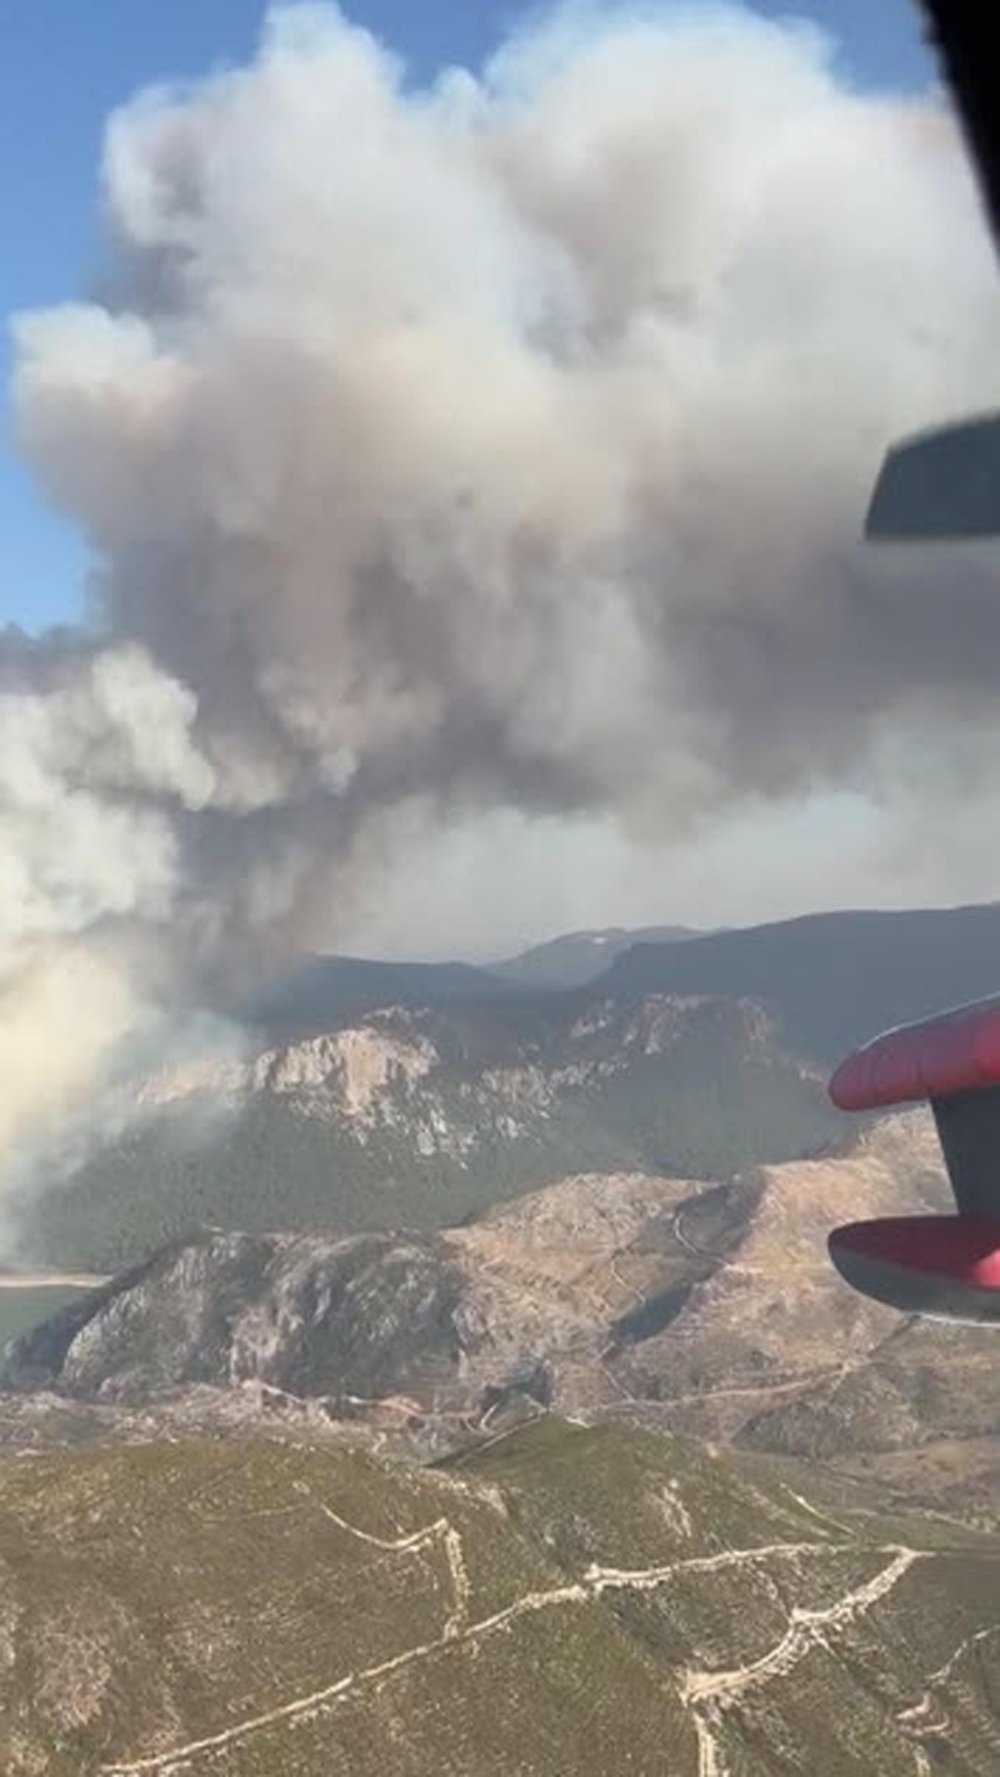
[488,924,701,990]
[606,902,1000,1060]
[244,953,524,1041]
[243,901,1000,1057]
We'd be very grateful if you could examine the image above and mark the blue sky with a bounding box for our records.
[0,1,935,633]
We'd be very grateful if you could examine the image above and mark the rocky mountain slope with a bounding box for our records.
[3,1416,1000,1776]
[13,991,842,1272]
[11,1110,1000,1516]
[19,898,1000,1279]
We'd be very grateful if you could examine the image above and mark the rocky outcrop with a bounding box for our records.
[4,1230,463,1406]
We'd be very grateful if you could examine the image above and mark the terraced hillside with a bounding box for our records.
[2,1418,999,1776]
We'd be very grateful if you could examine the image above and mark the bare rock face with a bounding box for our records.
[4,1230,463,1406]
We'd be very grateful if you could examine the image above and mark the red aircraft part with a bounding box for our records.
[827,996,1000,1322]
[829,994,1000,1110]
[829,1215,1000,1322]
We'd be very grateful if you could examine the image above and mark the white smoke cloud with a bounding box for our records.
[2,1,1000,1187]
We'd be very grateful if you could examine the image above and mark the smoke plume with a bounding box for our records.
[2,2,999,1177]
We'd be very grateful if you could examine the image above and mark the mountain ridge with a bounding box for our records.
[487,923,701,989]
[605,901,1000,1059]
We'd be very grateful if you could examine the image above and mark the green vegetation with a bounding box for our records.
[17,1096,629,1272]
[2,1419,998,1774]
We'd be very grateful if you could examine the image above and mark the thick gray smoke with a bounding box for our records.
[3,2,1000,1167]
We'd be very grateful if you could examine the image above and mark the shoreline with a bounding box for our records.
[0,1273,109,1292]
